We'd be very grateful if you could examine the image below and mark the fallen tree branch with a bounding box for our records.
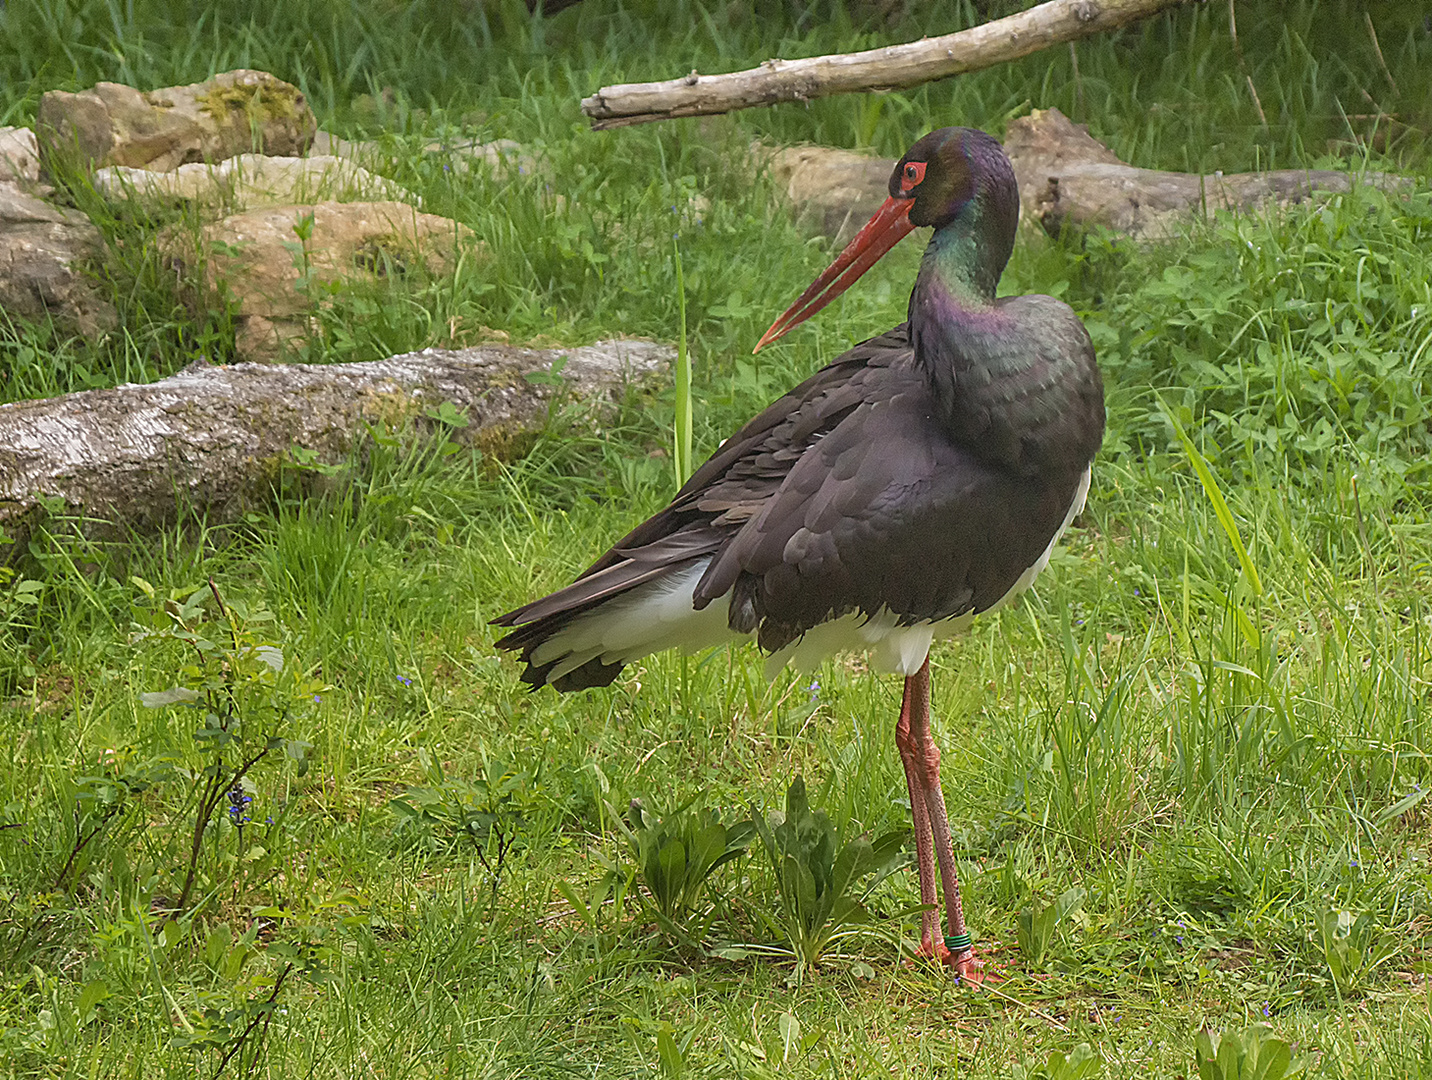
[582,0,1190,129]
[752,109,1411,246]
[0,340,669,560]
[1003,108,1410,239]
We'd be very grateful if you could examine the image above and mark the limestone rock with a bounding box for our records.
[756,142,895,244]
[0,180,116,335]
[94,153,417,210]
[36,69,316,173]
[0,127,39,183]
[424,138,538,179]
[310,129,382,162]
[173,200,478,361]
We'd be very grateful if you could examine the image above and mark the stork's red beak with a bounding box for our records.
[753,195,917,353]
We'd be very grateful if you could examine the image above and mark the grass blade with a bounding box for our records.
[1155,391,1263,597]
[672,236,692,488]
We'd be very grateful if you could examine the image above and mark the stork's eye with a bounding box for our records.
[900,160,927,192]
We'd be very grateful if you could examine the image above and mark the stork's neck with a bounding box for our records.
[912,215,1002,313]
[908,210,1012,362]
[906,205,1026,428]
[905,132,1019,350]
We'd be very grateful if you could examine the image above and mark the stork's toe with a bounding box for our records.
[945,947,987,986]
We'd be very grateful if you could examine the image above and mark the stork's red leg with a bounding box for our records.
[902,657,982,983]
[895,676,944,960]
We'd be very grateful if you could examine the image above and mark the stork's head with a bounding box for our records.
[754,127,1019,352]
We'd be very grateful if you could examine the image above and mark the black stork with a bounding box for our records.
[492,127,1105,980]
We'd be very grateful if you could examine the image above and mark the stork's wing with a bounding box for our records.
[489,326,911,639]
[693,374,1088,652]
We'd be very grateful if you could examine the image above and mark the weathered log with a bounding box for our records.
[581,0,1190,129]
[0,340,669,560]
[1004,108,1410,239]
[750,110,1411,245]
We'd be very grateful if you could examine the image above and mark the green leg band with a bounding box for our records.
[944,932,972,954]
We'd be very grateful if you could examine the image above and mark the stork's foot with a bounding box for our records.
[911,935,952,964]
[907,940,987,985]
[944,947,986,986]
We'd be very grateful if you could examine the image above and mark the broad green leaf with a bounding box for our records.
[778,1012,800,1064]
[77,980,109,1017]
[656,1024,684,1078]
[1194,1030,1219,1080]
[1376,786,1429,824]
[554,880,592,931]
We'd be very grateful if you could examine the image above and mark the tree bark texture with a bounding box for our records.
[0,340,669,560]
[581,0,1190,128]
[1003,108,1410,239]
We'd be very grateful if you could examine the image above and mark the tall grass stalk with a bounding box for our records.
[1156,390,1264,597]
[672,236,693,489]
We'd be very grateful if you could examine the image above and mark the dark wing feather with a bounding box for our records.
[489,327,912,663]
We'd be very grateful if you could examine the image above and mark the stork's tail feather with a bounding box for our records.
[491,556,737,691]
[519,654,625,692]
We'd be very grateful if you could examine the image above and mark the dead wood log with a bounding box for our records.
[1004,108,1409,239]
[753,110,1412,245]
[581,0,1190,129]
[0,340,669,560]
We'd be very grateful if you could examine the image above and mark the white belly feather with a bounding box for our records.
[531,467,1091,684]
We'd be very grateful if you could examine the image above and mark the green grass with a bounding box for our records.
[3,1,1432,1077]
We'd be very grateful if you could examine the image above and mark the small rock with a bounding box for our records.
[36,69,316,173]
[423,138,539,179]
[754,141,895,244]
[171,200,479,362]
[310,129,382,162]
[0,179,116,335]
[0,127,39,183]
[94,153,417,210]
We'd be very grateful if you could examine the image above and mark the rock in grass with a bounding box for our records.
[36,69,316,174]
[0,179,116,336]
[0,127,39,183]
[422,138,541,179]
[94,153,418,210]
[0,339,671,562]
[310,129,382,162]
[754,142,894,246]
[164,200,479,363]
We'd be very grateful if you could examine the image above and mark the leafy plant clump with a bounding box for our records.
[132,577,319,916]
[751,776,908,974]
[1014,1043,1103,1080]
[613,797,755,942]
[1195,1025,1307,1080]
[1316,908,1398,999]
[390,751,533,854]
[1016,886,1086,968]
